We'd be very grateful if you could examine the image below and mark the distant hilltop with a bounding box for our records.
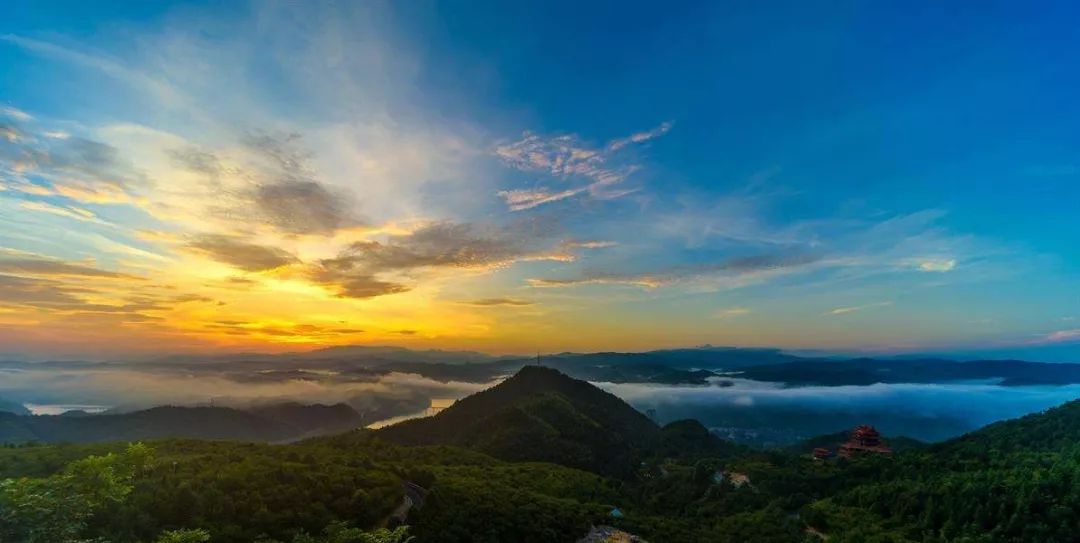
[9,340,1078,365]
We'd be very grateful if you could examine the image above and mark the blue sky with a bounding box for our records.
[0,1,1077,360]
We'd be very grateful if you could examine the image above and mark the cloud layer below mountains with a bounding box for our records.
[601,378,1080,441]
[0,364,493,414]
[3,358,1076,444]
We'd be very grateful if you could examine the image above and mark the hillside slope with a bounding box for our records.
[0,402,365,444]
[1,382,1078,542]
[0,397,29,416]
[378,366,664,476]
[807,399,1080,542]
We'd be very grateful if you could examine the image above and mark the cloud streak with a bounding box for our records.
[18,201,111,225]
[185,234,299,272]
[0,256,139,279]
[714,307,750,319]
[917,259,957,272]
[306,220,575,299]
[0,120,143,204]
[494,121,670,210]
[825,301,893,316]
[459,298,536,307]
[528,252,821,289]
[1044,329,1080,343]
[496,187,588,211]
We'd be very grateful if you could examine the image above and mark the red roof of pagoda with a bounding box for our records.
[838,424,892,457]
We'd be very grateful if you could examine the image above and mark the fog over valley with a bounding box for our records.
[602,379,1080,444]
[3,348,1078,445]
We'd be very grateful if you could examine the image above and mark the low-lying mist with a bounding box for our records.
[0,363,494,424]
[601,378,1080,444]
[3,361,1077,446]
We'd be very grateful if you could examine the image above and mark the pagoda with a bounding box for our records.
[837,425,892,457]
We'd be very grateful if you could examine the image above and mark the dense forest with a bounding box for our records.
[1,366,1077,542]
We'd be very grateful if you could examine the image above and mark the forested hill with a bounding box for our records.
[936,397,1080,454]
[1,369,1078,542]
[0,402,365,444]
[805,399,1080,541]
[376,365,664,477]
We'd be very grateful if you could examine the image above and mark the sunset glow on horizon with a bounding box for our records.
[2,2,1078,360]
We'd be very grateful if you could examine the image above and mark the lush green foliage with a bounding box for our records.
[287,523,414,543]
[0,434,621,543]
[0,443,151,543]
[1,368,1077,543]
[155,528,212,543]
[805,400,1080,542]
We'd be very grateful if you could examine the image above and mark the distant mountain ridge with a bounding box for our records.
[0,402,365,444]
[0,398,29,416]
[5,345,1077,388]
[368,349,1080,386]
[737,357,1080,386]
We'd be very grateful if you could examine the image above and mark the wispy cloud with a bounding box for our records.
[1,107,32,121]
[825,301,893,316]
[161,133,370,236]
[238,133,368,235]
[459,298,535,307]
[0,120,144,204]
[528,252,821,290]
[306,269,410,300]
[561,240,618,250]
[494,121,670,210]
[606,122,673,151]
[305,220,569,299]
[18,201,111,225]
[496,187,588,211]
[184,235,299,272]
[203,321,365,339]
[1044,329,1080,343]
[1,34,188,110]
[917,258,957,272]
[714,307,750,319]
[527,275,667,288]
[0,256,139,279]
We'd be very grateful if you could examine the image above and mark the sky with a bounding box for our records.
[0,1,1078,360]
